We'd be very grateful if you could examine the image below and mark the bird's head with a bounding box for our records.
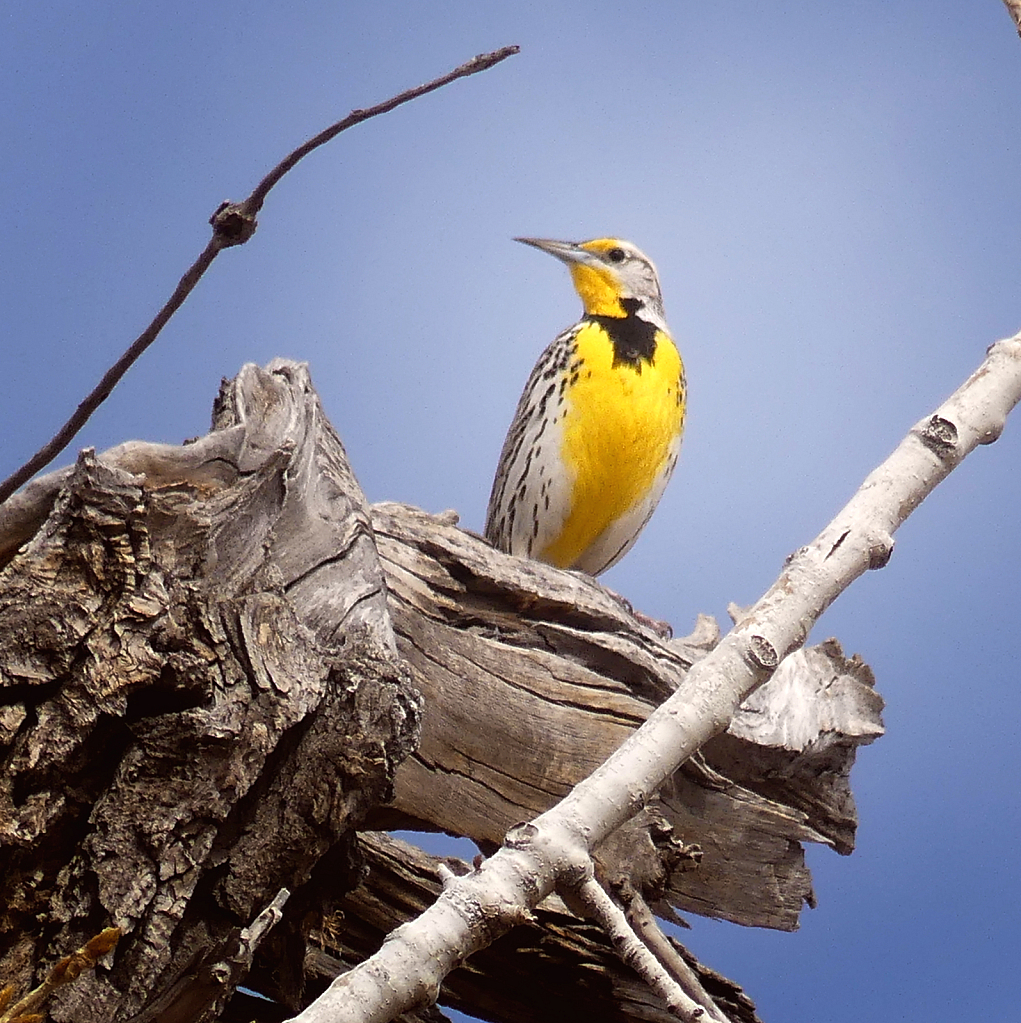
[515,236,667,331]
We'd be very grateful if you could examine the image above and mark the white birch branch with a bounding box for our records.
[567,874,710,1021]
[624,892,729,1022]
[289,331,1021,1023]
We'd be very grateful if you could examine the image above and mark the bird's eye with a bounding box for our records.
[607,247,626,263]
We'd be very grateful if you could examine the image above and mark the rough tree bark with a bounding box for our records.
[0,360,886,1023]
[0,363,421,1021]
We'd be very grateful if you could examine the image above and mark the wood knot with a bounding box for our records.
[919,415,958,458]
[209,201,258,247]
[746,635,778,670]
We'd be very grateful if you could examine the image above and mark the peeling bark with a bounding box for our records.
[0,363,420,1022]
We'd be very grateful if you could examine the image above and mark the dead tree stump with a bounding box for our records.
[0,361,884,1023]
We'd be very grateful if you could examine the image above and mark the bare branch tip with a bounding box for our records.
[84,927,121,959]
[978,422,1004,445]
[436,862,459,888]
[470,45,521,69]
[0,45,520,504]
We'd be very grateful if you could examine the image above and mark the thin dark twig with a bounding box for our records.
[0,45,520,507]
[0,240,222,508]
[245,46,520,215]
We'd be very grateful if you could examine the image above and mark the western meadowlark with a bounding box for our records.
[485,237,685,576]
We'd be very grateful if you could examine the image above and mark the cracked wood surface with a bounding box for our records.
[0,360,884,1022]
[0,362,420,1022]
[368,501,883,930]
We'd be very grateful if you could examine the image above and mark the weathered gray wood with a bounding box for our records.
[0,359,885,1023]
[0,427,248,571]
[704,641,884,855]
[367,501,883,931]
[0,362,419,1022]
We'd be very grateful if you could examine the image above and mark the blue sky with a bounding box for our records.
[3,3,1020,1021]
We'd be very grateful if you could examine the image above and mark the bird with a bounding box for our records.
[485,236,685,577]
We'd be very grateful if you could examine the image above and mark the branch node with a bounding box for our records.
[978,420,1004,445]
[504,822,539,849]
[208,961,231,985]
[746,634,778,670]
[919,414,959,459]
[867,533,895,570]
[210,201,258,247]
[783,544,810,567]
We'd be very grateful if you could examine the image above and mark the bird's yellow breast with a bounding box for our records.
[538,320,685,569]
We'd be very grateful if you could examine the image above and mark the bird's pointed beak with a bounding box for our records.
[514,237,593,267]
